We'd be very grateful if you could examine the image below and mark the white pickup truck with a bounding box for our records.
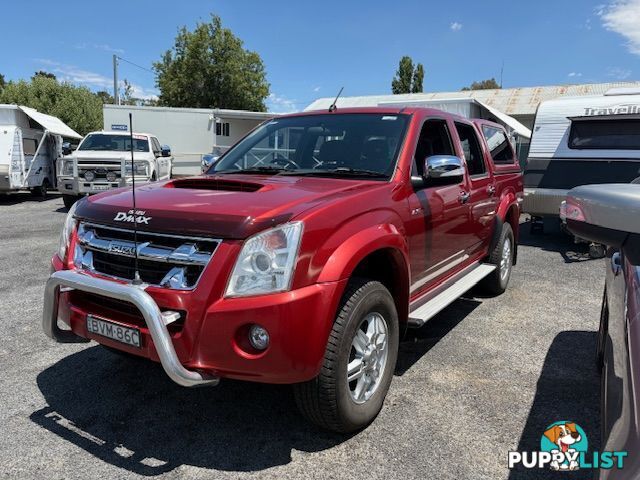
[58,131,173,208]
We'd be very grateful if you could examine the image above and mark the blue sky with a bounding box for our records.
[1,0,638,112]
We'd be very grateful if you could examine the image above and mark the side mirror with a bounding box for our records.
[565,184,640,263]
[161,145,171,157]
[425,155,465,184]
[201,154,219,172]
[62,142,72,156]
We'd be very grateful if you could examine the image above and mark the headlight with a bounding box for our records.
[83,170,95,182]
[125,161,150,176]
[62,160,74,176]
[58,200,79,261]
[225,222,303,297]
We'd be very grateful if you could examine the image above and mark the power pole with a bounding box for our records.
[113,54,120,105]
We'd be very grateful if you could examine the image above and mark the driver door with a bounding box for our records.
[406,118,470,295]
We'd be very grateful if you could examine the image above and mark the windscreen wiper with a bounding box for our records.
[281,167,388,178]
[216,166,287,175]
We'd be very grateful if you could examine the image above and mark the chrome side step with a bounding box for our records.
[408,263,496,327]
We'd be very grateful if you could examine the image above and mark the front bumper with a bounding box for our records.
[46,257,345,385]
[58,176,151,195]
[44,269,219,387]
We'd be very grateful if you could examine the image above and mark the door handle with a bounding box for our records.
[487,185,496,196]
[611,251,622,276]
[459,191,471,204]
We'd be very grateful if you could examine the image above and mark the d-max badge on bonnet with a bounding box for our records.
[113,210,151,224]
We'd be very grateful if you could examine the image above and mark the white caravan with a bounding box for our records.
[0,105,81,196]
[524,88,640,219]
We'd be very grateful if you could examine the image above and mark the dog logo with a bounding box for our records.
[540,421,588,471]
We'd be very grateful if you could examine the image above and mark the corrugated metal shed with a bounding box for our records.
[305,82,640,116]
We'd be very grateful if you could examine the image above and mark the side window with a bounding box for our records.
[23,138,38,156]
[455,122,486,176]
[413,119,455,176]
[481,125,515,164]
[151,137,161,155]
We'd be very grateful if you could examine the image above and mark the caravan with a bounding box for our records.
[0,104,82,196]
[524,88,640,221]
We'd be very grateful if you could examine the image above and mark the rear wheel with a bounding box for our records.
[30,179,50,199]
[293,278,399,433]
[479,222,515,295]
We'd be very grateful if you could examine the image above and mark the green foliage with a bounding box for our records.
[0,74,5,93]
[461,78,501,91]
[154,14,270,111]
[33,71,56,80]
[392,56,425,94]
[412,64,425,94]
[0,76,102,136]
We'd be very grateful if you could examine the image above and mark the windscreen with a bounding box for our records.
[78,134,150,152]
[569,119,640,150]
[212,113,409,178]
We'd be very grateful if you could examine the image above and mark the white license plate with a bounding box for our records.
[86,315,141,348]
[91,184,110,191]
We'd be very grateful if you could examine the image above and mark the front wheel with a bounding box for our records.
[293,279,399,433]
[479,222,515,295]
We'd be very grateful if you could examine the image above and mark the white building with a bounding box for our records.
[103,104,273,175]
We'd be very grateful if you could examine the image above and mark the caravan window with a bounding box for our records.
[569,119,640,150]
[481,125,515,164]
[23,138,38,156]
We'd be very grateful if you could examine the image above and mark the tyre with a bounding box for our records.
[596,288,608,369]
[30,180,49,199]
[479,222,515,295]
[293,278,399,433]
[589,243,606,259]
[62,194,78,209]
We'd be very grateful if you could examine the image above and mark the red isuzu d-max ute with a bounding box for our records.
[44,107,523,432]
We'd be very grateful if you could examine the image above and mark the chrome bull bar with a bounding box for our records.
[43,269,219,387]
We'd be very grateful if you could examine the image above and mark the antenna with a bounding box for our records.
[500,60,504,89]
[328,87,344,112]
[129,113,142,285]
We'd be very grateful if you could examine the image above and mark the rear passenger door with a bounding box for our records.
[453,121,497,254]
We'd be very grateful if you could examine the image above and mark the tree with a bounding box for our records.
[0,76,102,135]
[392,56,425,94]
[96,90,114,105]
[154,14,270,111]
[0,74,5,93]
[33,71,56,81]
[412,64,425,94]
[121,79,135,105]
[461,78,501,91]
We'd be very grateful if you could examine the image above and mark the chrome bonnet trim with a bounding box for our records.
[43,269,219,387]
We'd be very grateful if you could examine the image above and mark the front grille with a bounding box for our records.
[75,222,220,289]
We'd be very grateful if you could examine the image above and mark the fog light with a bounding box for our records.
[84,170,95,182]
[249,324,269,350]
[106,171,117,182]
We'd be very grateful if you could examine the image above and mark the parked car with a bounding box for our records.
[43,107,523,432]
[565,183,640,479]
[0,104,82,197]
[58,131,173,209]
[524,88,640,250]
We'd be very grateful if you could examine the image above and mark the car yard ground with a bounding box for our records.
[0,194,602,480]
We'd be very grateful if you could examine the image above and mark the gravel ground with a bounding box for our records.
[0,193,604,480]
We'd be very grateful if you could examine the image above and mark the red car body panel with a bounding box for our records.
[53,107,523,384]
